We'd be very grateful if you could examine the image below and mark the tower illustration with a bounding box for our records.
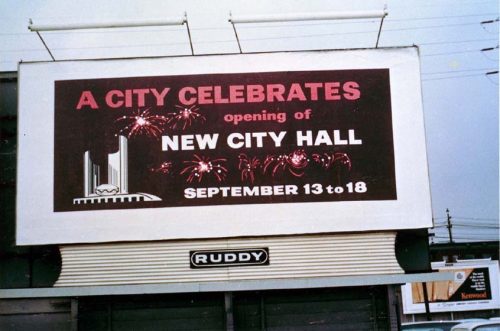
[107,135,128,195]
[74,136,161,205]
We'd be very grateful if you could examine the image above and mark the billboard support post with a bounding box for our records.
[422,282,431,321]
[29,19,55,61]
[27,16,189,60]
[183,12,195,56]
[375,7,388,48]
[228,9,388,51]
[229,12,243,54]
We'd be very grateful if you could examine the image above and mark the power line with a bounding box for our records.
[0,27,186,36]
[233,22,483,44]
[1,41,190,53]
[231,13,498,29]
[390,1,498,9]
[433,237,498,241]
[432,225,498,230]
[480,17,500,24]
[422,73,491,81]
[3,38,498,54]
[422,68,497,75]
[433,235,499,239]
[0,18,487,37]
[1,11,496,27]
[419,38,497,46]
[453,216,499,221]
[433,234,499,238]
[434,224,499,229]
[433,234,499,237]
[422,49,481,57]
[387,13,498,22]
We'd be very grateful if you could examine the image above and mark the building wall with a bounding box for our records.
[0,287,391,331]
[5,69,494,330]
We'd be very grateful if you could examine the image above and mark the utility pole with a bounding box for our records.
[446,208,453,243]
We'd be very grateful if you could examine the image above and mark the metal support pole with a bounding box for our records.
[29,18,185,31]
[446,208,453,243]
[230,10,388,23]
[260,294,267,330]
[184,12,195,56]
[375,12,387,48]
[34,29,55,61]
[29,15,187,60]
[422,282,431,321]
[229,8,387,51]
[107,302,113,331]
[387,285,401,331]
[229,13,243,54]
[225,292,234,331]
[71,298,79,331]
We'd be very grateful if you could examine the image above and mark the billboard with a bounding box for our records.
[17,47,432,245]
[401,260,500,313]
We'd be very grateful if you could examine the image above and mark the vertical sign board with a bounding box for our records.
[401,260,500,313]
[17,47,432,245]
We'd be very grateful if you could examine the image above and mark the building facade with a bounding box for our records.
[1,48,452,330]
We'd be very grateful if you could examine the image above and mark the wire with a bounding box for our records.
[419,38,498,46]
[1,41,190,53]
[433,235,499,238]
[453,216,499,221]
[485,73,499,85]
[3,38,499,54]
[1,11,496,27]
[422,68,497,75]
[434,224,499,229]
[390,1,499,9]
[0,18,486,37]
[230,13,498,29]
[232,21,484,45]
[422,73,491,81]
[422,49,481,57]
[481,45,500,51]
[387,13,498,22]
[432,239,499,242]
[0,27,186,36]
[480,17,500,24]
[432,232,499,237]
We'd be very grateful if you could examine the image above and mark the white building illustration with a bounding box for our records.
[74,136,161,205]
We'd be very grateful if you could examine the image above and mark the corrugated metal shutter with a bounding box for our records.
[234,287,389,331]
[56,232,402,287]
[78,293,225,331]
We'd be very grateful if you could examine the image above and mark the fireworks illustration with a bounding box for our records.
[166,105,206,130]
[312,152,352,171]
[263,149,309,177]
[114,108,168,139]
[238,153,261,184]
[180,154,228,183]
[150,161,173,174]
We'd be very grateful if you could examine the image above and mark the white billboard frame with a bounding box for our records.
[16,47,432,245]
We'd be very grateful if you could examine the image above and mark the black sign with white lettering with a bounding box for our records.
[190,248,270,268]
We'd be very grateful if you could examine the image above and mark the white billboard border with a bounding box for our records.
[16,47,432,245]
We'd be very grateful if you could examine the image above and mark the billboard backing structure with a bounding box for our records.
[17,47,432,245]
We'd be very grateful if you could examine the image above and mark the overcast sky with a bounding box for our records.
[1,0,498,242]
